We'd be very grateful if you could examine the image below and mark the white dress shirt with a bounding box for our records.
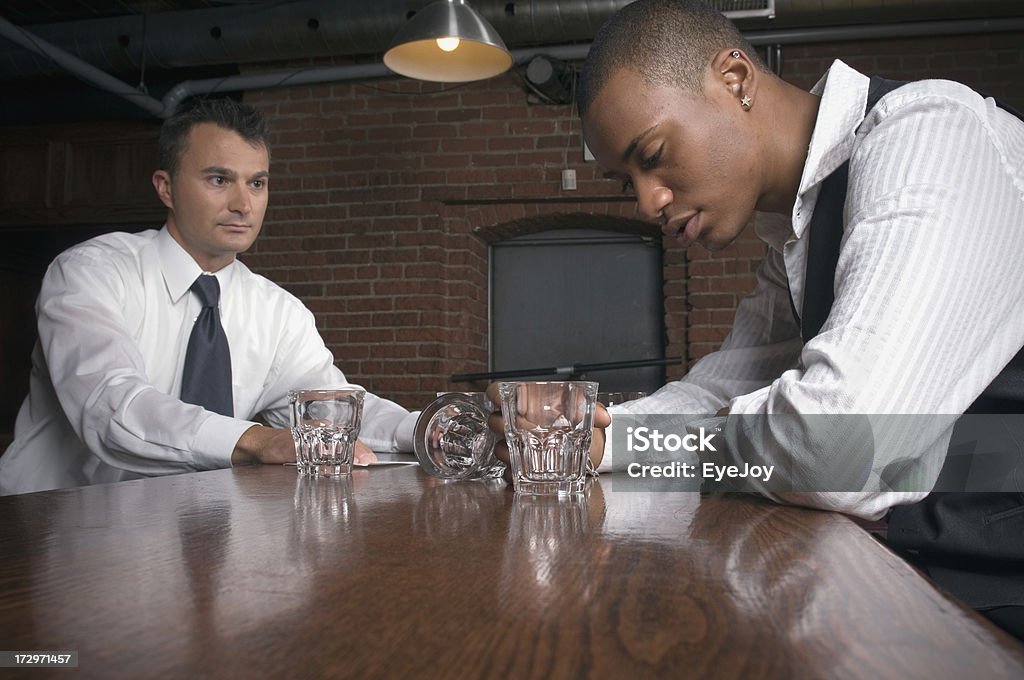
[607,60,1024,519]
[0,227,417,495]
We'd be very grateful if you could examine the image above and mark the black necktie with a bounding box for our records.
[180,274,233,416]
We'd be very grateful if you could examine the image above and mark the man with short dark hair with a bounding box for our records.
[0,97,416,495]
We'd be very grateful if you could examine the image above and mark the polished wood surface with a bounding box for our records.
[1,464,1022,679]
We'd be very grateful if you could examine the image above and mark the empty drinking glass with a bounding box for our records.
[289,388,365,477]
[413,392,505,480]
[499,381,598,496]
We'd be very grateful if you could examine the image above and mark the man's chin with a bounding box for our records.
[221,232,259,251]
[699,224,747,252]
[699,235,728,252]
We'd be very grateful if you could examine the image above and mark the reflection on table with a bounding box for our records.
[1,464,1022,679]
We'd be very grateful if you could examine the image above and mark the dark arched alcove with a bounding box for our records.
[485,213,667,393]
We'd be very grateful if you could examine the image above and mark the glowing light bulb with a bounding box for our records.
[436,37,460,52]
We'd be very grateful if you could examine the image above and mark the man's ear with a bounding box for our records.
[710,47,758,111]
[152,169,173,210]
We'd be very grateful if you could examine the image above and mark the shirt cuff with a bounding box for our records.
[394,411,419,452]
[192,414,260,470]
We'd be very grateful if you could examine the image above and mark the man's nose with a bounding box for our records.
[634,181,672,223]
[228,184,251,215]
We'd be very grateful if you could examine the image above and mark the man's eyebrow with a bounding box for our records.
[622,124,659,163]
[251,171,270,180]
[201,166,236,177]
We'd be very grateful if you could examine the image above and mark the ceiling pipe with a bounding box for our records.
[746,15,1024,45]
[3,0,1020,81]
[3,7,1023,120]
[161,15,1024,118]
[160,41,602,115]
[767,0,1020,28]
[0,14,166,117]
[0,1,635,80]
[162,63,392,116]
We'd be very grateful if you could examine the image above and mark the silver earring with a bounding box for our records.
[741,95,752,109]
[731,50,740,58]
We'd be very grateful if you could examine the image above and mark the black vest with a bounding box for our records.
[799,76,1024,608]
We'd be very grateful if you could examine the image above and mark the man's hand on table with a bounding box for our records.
[484,382,612,480]
[232,424,378,466]
[353,441,377,465]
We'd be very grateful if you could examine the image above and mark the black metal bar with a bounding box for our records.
[451,357,682,383]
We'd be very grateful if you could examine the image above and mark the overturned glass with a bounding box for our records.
[413,392,505,480]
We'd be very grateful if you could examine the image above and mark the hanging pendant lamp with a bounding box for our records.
[384,0,513,83]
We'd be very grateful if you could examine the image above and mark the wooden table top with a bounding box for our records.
[1,464,1022,679]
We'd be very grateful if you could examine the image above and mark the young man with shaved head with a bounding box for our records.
[494,0,1024,638]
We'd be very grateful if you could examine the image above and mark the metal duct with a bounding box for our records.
[0,15,165,116]
[0,1,636,81]
[1,0,1020,81]
[769,0,1022,28]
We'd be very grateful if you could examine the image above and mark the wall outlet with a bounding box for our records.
[561,168,577,191]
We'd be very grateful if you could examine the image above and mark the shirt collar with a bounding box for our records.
[157,226,236,303]
[754,212,796,254]
[793,60,871,236]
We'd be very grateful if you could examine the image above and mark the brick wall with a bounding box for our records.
[241,29,1024,410]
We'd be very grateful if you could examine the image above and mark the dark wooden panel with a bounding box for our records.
[0,465,1021,679]
[0,265,38,440]
[0,123,163,228]
[0,141,54,210]
[65,139,156,208]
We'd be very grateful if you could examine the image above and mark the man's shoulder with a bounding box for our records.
[232,261,312,311]
[54,228,160,266]
[871,77,990,122]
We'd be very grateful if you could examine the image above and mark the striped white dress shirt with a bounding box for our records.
[607,60,1024,519]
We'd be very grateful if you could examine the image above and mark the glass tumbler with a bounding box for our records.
[413,392,505,480]
[499,381,598,496]
[289,388,365,477]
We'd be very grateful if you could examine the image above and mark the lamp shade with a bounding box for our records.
[384,0,513,82]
